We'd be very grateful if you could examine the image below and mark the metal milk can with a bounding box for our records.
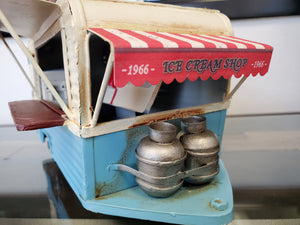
[180,116,220,184]
[135,121,186,197]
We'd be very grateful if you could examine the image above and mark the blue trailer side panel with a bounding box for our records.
[40,110,232,225]
[40,126,95,200]
[81,160,233,225]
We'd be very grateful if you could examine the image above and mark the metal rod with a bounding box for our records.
[90,52,114,127]
[110,160,219,184]
[0,33,38,94]
[0,9,73,121]
[225,76,248,100]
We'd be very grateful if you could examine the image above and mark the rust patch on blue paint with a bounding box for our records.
[95,182,106,198]
[95,126,148,199]
[129,108,205,129]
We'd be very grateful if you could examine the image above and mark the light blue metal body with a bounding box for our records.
[40,109,233,224]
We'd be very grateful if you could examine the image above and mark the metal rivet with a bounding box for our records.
[169,212,176,217]
[211,198,228,211]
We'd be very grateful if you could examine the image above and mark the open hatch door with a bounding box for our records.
[9,100,65,131]
[0,0,61,45]
[0,0,71,131]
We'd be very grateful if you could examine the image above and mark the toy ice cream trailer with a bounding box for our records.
[0,0,273,224]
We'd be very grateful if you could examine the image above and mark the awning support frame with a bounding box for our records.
[225,76,248,101]
[0,32,38,94]
[0,9,73,121]
[90,52,114,128]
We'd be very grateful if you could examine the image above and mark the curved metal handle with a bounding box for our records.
[109,161,219,184]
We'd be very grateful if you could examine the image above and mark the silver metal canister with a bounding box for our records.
[180,116,219,184]
[135,122,186,197]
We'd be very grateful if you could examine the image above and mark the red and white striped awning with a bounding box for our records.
[89,28,273,88]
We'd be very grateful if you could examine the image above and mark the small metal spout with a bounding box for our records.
[109,164,144,180]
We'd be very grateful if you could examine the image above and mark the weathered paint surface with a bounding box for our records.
[94,125,148,197]
[129,108,205,129]
[40,126,95,200]
[80,160,233,225]
[40,109,232,224]
[94,110,227,197]
[83,0,233,36]
[79,100,230,138]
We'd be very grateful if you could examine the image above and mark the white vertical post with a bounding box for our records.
[84,32,92,122]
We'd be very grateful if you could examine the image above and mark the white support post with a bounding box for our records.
[0,9,73,121]
[84,32,92,122]
[90,53,114,127]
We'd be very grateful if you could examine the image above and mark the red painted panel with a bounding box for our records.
[8,100,65,131]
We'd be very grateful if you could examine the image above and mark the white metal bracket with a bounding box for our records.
[225,76,248,101]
